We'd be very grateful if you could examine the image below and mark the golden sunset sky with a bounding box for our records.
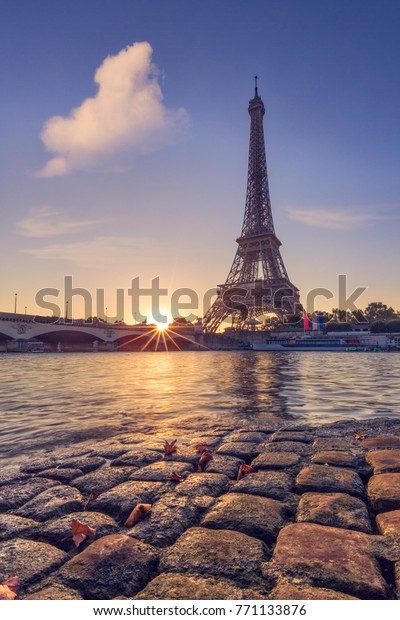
[1,1,400,324]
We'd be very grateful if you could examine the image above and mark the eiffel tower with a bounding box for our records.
[204,78,300,333]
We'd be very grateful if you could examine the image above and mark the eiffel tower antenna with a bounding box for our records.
[203,79,300,333]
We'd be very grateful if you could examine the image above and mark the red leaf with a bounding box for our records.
[194,443,213,452]
[164,439,178,455]
[237,464,255,480]
[70,519,97,548]
[125,503,152,527]
[0,576,20,600]
[168,471,185,482]
[197,451,213,472]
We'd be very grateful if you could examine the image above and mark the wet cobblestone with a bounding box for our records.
[1,416,399,599]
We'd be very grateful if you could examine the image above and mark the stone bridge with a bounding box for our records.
[0,312,201,352]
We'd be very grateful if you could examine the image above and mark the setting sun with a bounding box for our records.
[155,322,168,331]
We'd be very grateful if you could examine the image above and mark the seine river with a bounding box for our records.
[1,351,399,458]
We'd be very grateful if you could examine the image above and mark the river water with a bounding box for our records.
[0,351,399,458]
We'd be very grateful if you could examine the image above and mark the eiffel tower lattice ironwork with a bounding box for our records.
[203,78,300,333]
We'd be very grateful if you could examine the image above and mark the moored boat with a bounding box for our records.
[252,337,352,352]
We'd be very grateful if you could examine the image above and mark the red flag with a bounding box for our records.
[303,311,310,330]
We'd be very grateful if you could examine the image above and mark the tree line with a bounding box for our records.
[288,302,400,333]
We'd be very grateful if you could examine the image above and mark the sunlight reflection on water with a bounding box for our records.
[1,351,399,455]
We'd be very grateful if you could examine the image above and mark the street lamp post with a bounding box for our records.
[14,293,17,314]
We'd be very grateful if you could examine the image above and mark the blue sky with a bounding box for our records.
[1,0,399,322]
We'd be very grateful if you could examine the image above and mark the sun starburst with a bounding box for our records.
[116,323,209,352]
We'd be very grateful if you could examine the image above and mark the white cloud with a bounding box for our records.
[17,206,106,237]
[36,42,188,177]
[20,236,164,268]
[286,207,400,230]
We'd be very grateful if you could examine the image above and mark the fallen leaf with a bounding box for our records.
[237,464,255,480]
[70,519,97,548]
[84,492,101,511]
[354,433,367,441]
[197,451,213,472]
[168,471,185,482]
[125,503,152,527]
[0,576,20,600]
[164,439,178,455]
[194,443,213,452]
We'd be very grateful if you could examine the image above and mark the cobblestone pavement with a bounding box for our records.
[1,416,400,600]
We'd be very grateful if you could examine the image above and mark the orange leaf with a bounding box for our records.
[164,439,178,455]
[0,576,20,600]
[354,433,367,441]
[237,464,255,480]
[168,471,185,482]
[197,451,213,472]
[70,519,97,548]
[84,492,100,511]
[125,503,152,527]
[194,443,213,452]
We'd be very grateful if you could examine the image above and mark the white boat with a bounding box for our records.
[26,342,46,353]
[252,337,350,352]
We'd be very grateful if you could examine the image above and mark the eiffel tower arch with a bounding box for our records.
[204,79,300,333]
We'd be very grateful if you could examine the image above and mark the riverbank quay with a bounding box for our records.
[1,416,400,600]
